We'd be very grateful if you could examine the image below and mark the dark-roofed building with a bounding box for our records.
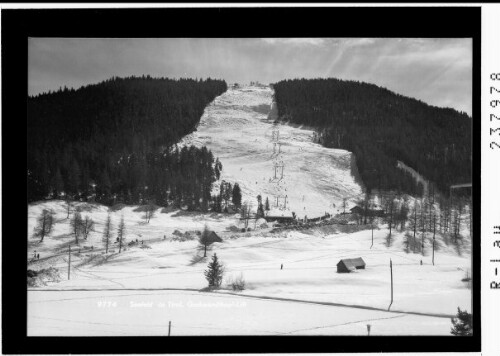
[350,206,385,217]
[264,215,295,224]
[349,206,365,215]
[207,231,223,243]
[337,258,366,273]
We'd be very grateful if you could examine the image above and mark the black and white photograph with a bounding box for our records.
[1,4,488,355]
[26,35,474,337]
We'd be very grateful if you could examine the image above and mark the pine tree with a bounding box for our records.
[232,183,242,208]
[450,308,472,336]
[51,168,64,199]
[224,182,232,211]
[386,196,395,240]
[420,198,427,254]
[409,200,420,252]
[99,169,112,202]
[28,77,227,204]
[214,158,222,180]
[204,253,224,288]
[67,160,81,197]
[272,78,471,196]
[102,214,112,254]
[117,215,125,253]
[65,196,72,219]
[256,195,264,218]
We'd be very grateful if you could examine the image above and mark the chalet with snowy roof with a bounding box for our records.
[337,258,366,273]
[264,208,295,224]
[265,215,295,224]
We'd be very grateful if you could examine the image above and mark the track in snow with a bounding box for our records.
[28,289,452,336]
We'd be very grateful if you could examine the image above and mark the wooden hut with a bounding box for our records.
[337,258,366,273]
[207,231,223,243]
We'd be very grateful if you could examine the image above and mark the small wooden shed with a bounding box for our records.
[337,258,366,273]
[207,231,223,243]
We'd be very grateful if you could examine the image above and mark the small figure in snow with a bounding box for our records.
[281,264,283,270]
[136,238,139,243]
[142,240,144,245]
[164,235,166,240]
[37,254,40,260]
[420,260,423,265]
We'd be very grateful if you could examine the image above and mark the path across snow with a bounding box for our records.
[28,289,454,336]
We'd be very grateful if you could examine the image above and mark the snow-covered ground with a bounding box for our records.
[180,85,363,219]
[28,290,454,336]
[28,202,471,336]
[27,85,471,336]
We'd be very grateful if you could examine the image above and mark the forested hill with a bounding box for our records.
[28,76,227,205]
[272,78,471,197]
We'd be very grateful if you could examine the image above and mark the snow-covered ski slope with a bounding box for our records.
[180,85,363,218]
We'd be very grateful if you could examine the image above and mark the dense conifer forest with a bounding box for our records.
[27,76,228,207]
[272,78,472,196]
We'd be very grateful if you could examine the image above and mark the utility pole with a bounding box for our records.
[432,213,436,265]
[388,259,393,311]
[371,223,374,249]
[68,245,71,280]
[421,199,426,255]
[168,321,171,336]
[413,201,418,252]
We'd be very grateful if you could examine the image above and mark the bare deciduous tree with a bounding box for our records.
[70,211,83,245]
[407,200,419,253]
[144,203,156,223]
[240,201,252,229]
[34,209,55,242]
[82,216,95,240]
[199,224,212,257]
[65,197,72,219]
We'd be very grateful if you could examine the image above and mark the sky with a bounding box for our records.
[28,38,472,115]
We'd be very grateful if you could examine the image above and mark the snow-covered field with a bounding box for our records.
[28,202,471,336]
[27,85,471,336]
[28,290,455,336]
[180,85,363,219]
